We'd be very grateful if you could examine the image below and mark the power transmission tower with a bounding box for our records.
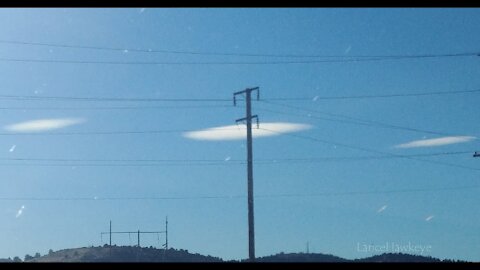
[234,87,260,262]
[109,220,112,246]
[165,216,168,250]
[163,216,168,261]
[101,219,167,248]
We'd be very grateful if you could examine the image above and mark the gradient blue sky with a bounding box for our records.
[0,8,479,261]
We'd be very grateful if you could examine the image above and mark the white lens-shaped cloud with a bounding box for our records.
[394,136,476,148]
[4,118,85,133]
[183,122,312,141]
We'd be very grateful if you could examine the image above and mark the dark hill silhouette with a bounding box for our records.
[1,247,469,263]
[253,252,465,263]
[353,253,449,263]
[26,245,222,262]
[250,252,347,262]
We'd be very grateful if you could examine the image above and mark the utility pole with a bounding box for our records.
[234,87,259,262]
[165,216,168,251]
[307,241,309,254]
[164,216,168,261]
[109,220,112,246]
[137,230,140,247]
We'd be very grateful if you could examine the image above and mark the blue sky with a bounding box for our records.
[0,8,479,261]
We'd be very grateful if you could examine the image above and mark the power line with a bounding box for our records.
[258,127,480,172]
[0,152,472,169]
[257,107,387,130]
[0,185,478,201]
[0,105,235,110]
[259,101,454,136]
[1,88,478,105]
[0,52,476,66]
[0,94,230,102]
[257,185,480,197]
[1,39,478,59]
[0,151,471,164]
[262,88,480,101]
[0,162,249,167]
[0,128,240,136]
[257,106,451,137]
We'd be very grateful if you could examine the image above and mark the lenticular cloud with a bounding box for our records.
[394,136,476,148]
[4,118,85,133]
[183,122,312,141]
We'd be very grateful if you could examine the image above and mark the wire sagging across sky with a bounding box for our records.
[0,54,477,65]
[257,102,454,137]
[0,184,478,202]
[1,39,479,59]
[258,127,480,172]
[0,88,479,104]
[0,151,473,170]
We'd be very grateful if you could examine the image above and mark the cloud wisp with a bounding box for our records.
[183,122,312,141]
[4,118,85,133]
[394,136,476,149]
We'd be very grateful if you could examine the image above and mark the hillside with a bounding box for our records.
[252,252,348,262]
[353,253,462,263]
[26,246,223,262]
[1,246,469,262]
[353,253,440,263]
[253,252,462,263]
